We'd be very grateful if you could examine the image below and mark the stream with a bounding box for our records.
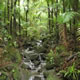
[20,40,62,80]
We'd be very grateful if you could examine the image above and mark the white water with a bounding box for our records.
[22,45,46,80]
[24,60,35,70]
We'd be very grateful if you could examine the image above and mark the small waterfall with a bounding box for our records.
[22,47,46,80]
[39,54,42,63]
[29,54,46,80]
[29,74,45,80]
[39,54,46,67]
[24,60,35,70]
[36,40,42,47]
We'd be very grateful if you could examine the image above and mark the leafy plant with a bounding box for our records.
[60,63,80,80]
[46,50,54,64]
[55,45,66,53]
[47,74,53,80]
[57,12,79,24]
[0,71,9,80]
[12,66,21,80]
[4,46,21,63]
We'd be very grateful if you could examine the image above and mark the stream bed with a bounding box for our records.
[20,41,62,80]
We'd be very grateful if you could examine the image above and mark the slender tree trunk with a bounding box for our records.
[47,1,51,33]
[13,0,17,36]
[26,0,29,22]
[72,0,79,51]
[51,0,54,33]
[63,0,67,48]
[25,0,29,36]
[18,0,21,35]
[7,0,10,32]
[10,0,13,35]
[69,5,72,33]
[4,0,7,29]
[55,0,59,43]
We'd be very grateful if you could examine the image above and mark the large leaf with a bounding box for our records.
[57,12,80,24]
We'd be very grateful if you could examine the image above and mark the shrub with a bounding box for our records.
[60,63,80,80]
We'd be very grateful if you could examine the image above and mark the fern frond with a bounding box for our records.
[57,12,80,24]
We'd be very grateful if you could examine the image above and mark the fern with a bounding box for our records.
[57,12,80,24]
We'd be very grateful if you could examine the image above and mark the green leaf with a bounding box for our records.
[57,12,79,24]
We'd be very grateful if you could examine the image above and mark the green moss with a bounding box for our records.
[4,46,22,63]
[12,67,21,80]
[46,70,62,80]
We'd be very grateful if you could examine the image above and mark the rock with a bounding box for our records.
[33,61,40,67]
[29,47,33,51]
[21,63,31,70]
[23,41,33,48]
[24,49,35,54]
[38,47,47,53]
[34,76,41,80]
[44,70,62,80]
[29,54,39,61]
[43,71,48,78]
[5,66,14,71]
[40,53,46,60]
[45,63,54,70]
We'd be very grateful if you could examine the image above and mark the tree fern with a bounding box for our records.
[57,11,80,24]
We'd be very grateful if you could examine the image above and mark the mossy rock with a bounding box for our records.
[29,54,39,61]
[45,63,54,70]
[33,61,40,66]
[44,70,62,80]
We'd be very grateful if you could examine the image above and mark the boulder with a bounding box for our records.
[29,53,39,61]
[45,63,54,70]
[33,61,40,67]
[34,76,41,80]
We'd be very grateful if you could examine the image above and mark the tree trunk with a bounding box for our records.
[10,0,13,35]
[26,0,29,22]
[47,1,51,33]
[51,0,54,33]
[18,0,21,35]
[55,0,59,43]
[4,0,7,29]
[72,0,79,51]
[13,0,17,36]
[25,0,29,36]
[63,0,68,48]
[7,0,10,32]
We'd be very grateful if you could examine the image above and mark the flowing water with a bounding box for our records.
[21,41,62,80]
[22,45,46,80]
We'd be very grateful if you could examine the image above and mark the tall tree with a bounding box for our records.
[13,0,17,36]
[18,0,21,35]
[46,0,51,33]
[55,0,59,43]
[7,0,10,32]
[10,0,13,35]
[26,0,29,22]
[51,0,54,33]
[72,0,79,51]
[63,0,68,48]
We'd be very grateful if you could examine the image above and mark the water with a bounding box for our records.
[36,40,42,47]
[23,60,35,70]
[29,74,45,80]
[22,47,46,80]
[21,44,62,80]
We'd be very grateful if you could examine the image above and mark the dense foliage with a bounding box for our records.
[0,0,80,80]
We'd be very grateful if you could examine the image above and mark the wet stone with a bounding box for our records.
[34,76,41,80]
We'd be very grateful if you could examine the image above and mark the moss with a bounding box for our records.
[4,46,22,63]
[46,70,62,80]
[12,67,21,80]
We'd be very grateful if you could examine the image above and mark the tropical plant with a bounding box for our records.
[60,63,80,80]
[46,50,54,64]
